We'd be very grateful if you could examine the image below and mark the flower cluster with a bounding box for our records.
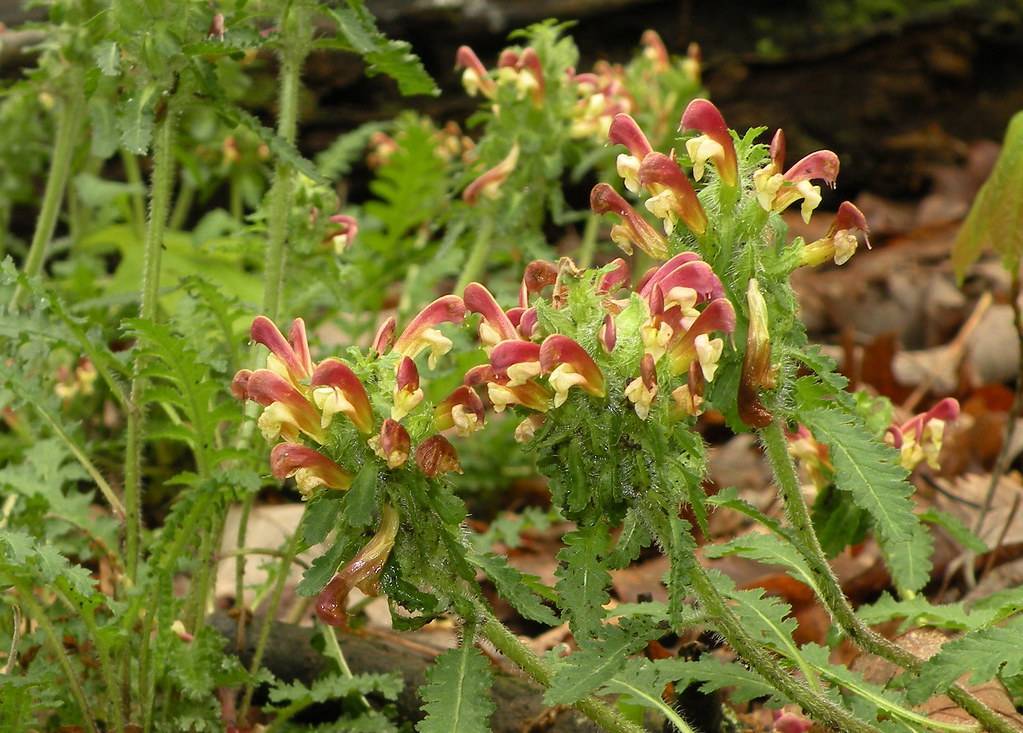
[232,300,481,625]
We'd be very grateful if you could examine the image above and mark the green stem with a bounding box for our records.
[760,419,1016,733]
[261,42,304,321]
[238,528,302,721]
[16,586,100,733]
[74,596,126,733]
[478,606,647,733]
[124,103,178,583]
[455,216,495,293]
[321,621,372,712]
[576,212,600,269]
[233,495,254,651]
[9,85,83,310]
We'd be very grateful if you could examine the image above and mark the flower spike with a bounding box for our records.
[464,144,519,205]
[316,506,400,627]
[638,153,708,235]
[251,316,313,386]
[680,99,738,187]
[415,435,463,477]
[464,282,519,348]
[394,295,466,368]
[539,335,606,407]
[310,358,375,435]
[590,183,669,260]
[434,386,485,436]
[270,443,352,496]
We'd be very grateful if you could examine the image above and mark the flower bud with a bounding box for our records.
[371,419,411,469]
[738,279,774,428]
[371,316,397,356]
[624,353,658,420]
[391,357,424,421]
[599,314,617,353]
[415,435,462,477]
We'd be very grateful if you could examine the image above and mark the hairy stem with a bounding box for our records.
[576,211,600,269]
[455,215,495,293]
[478,606,648,733]
[121,149,147,237]
[760,419,1017,733]
[124,103,178,583]
[9,85,83,310]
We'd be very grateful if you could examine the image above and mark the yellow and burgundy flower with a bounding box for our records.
[415,435,463,477]
[754,130,840,223]
[738,279,775,428]
[799,202,870,267]
[639,152,708,236]
[487,378,553,413]
[638,252,702,298]
[324,214,358,254]
[391,356,423,421]
[519,259,560,308]
[648,258,724,311]
[680,99,738,188]
[310,358,375,435]
[270,443,352,497]
[369,419,411,469]
[250,316,313,387]
[464,282,519,349]
[590,182,668,259]
[539,335,606,407]
[625,353,659,420]
[393,295,466,369]
[490,340,542,386]
[886,397,960,470]
[597,257,631,296]
[464,144,519,205]
[608,113,654,193]
[434,385,486,436]
[371,316,397,357]
[664,298,736,379]
[455,45,496,98]
[514,414,547,443]
[242,369,325,442]
[671,382,704,419]
[316,505,400,627]
[640,29,670,72]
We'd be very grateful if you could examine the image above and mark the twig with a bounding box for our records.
[979,491,1021,581]
[2,603,20,675]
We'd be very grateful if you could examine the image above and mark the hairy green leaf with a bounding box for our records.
[546,620,653,705]
[417,639,494,733]
[472,551,559,626]
[555,524,611,640]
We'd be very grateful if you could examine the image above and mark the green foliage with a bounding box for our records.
[800,406,932,592]
[905,616,1023,703]
[953,110,1023,279]
[555,525,612,640]
[472,551,560,626]
[546,619,654,704]
[417,637,495,733]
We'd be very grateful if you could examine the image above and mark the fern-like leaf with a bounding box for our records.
[545,620,652,705]
[555,524,611,641]
[472,551,559,627]
[704,533,823,600]
[801,406,930,592]
[417,638,494,733]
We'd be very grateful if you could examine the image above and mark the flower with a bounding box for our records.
[325,214,358,254]
[310,358,375,435]
[679,99,738,187]
[608,113,654,193]
[886,397,960,470]
[625,353,658,420]
[369,419,411,469]
[514,414,546,442]
[371,316,397,357]
[539,335,606,407]
[393,295,466,369]
[799,201,871,267]
[316,506,400,627]
[463,144,519,205]
[270,443,352,497]
[434,385,486,436]
[738,278,774,428]
[391,356,424,421]
[240,369,325,443]
[415,435,462,477]
[597,257,631,295]
[754,129,840,223]
[490,340,542,386]
[640,29,670,72]
[250,316,313,387]
[663,298,736,379]
[590,182,668,259]
[455,45,496,98]
[638,152,708,235]
[464,282,519,349]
